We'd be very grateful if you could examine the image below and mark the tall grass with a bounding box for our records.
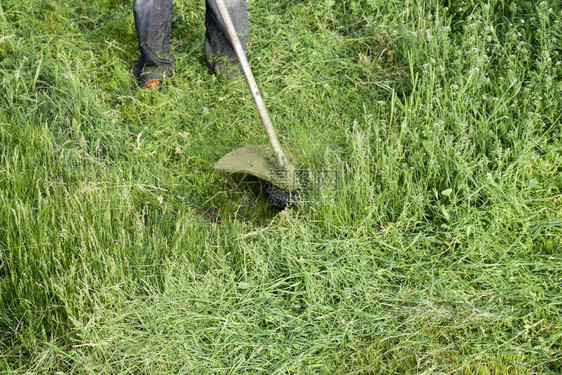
[1,0,561,373]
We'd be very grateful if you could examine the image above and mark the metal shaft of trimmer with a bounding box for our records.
[214,0,289,170]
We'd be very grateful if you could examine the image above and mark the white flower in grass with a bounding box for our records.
[469,66,480,74]
[425,30,433,41]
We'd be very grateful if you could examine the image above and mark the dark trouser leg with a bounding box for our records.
[205,0,248,77]
[133,0,175,85]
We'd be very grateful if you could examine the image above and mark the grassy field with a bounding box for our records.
[1,0,561,373]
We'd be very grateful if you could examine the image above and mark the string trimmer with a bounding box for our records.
[212,0,299,209]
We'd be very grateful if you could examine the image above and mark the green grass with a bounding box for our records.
[1,0,561,373]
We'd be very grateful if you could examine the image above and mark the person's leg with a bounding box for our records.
[205,0,248,78]
[133,0,175,88]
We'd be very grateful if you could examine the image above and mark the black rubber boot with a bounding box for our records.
[133,0,175,88]
[205,0,249,78]
[133,0,248,85]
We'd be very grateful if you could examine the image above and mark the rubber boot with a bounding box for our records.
[205,0,249,78]
[133,0,175,88]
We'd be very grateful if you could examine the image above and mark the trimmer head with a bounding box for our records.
[265,181,300,210]
[213,145,299,192]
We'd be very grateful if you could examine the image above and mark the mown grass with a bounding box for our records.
[1,0,561,373]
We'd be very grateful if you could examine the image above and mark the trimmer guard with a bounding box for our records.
[213,145,298,191]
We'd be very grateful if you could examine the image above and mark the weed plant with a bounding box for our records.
[0,0,561,373]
